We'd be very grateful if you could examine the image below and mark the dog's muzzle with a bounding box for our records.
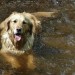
[16,29,22,35]
[14,29,22,41]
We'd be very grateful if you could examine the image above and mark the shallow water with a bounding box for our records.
[0,0,75,75]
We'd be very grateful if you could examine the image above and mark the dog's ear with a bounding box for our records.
[31,15,41,34]
[0,17,11,31]
[0,17,10,30]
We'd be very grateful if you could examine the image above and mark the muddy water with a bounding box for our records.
[0,0,75,75]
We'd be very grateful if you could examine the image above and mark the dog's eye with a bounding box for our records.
[13,20,17,23]
[23,21,26,24]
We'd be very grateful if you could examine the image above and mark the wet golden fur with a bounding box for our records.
[0,12,40,75]
[0,11,58,75]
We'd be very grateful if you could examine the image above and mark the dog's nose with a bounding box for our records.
[17,29,21,33]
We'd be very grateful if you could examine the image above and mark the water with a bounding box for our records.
[0,0,75,75]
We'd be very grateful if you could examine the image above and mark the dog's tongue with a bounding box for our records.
[15,35,21,41]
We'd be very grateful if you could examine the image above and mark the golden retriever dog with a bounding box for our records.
[0,11,58,75]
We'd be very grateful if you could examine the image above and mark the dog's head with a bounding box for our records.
[0,12,41,50]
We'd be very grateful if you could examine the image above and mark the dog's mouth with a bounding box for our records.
[14,33,22,41]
